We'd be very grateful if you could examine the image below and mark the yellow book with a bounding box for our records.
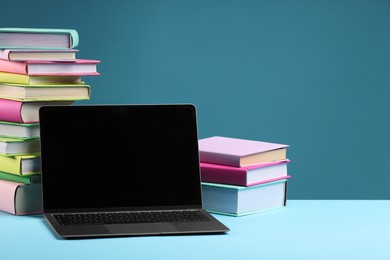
[0,71,82,85]
[0,154,41,175]
[0,83,90,101]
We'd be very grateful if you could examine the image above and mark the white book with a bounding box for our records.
[0,121,39,139]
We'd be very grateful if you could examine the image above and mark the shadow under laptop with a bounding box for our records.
[61,231,229,240]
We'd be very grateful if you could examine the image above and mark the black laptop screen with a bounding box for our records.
[39,104,203,212]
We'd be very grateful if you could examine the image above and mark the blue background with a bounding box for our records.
[3,0,390,199]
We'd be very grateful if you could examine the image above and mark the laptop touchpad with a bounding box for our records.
[106,223,177,235]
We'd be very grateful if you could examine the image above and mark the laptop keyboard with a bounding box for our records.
[53,210,210,226]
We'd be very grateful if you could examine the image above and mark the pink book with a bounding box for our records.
[0,98,25,123]
[0,58,100,76]
[0,98,73,123]
[198,136,289,167]
[0,179,42,215]
[200,160,291,186]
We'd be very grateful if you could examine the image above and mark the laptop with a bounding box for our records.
[39,104,229,238]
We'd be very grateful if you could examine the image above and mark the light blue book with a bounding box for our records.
[0,28,79,49]
[201,179,288,217]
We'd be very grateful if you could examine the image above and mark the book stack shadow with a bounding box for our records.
[199,136,291,216]
[0,27,100,215]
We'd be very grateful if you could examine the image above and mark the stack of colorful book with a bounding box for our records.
[0,27,100,215]
[198,136,291,216]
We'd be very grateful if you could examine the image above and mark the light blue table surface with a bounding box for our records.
[1,200,389,260]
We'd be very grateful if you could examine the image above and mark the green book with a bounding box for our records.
[0,171,41,184]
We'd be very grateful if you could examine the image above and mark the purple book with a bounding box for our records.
[198,136,289,167]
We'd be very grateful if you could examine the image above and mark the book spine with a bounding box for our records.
[0,155,22,175]
[69,30,79,48]
[0,180,42,215]
[0,50,11,60]
[0,59,27,74]
[0,99,24,123]
[0,179,21,215]
[0,72,30,84]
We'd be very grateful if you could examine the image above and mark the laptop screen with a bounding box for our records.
[39,104,203,212]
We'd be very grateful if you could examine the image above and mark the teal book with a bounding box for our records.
[201,179,288,216]
[0,28,79,49]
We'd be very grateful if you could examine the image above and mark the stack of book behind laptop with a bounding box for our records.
[198,136,291,216]
[0,27,100,215]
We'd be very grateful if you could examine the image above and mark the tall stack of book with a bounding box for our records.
[198,136,291,216]
[0,28,100,215]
